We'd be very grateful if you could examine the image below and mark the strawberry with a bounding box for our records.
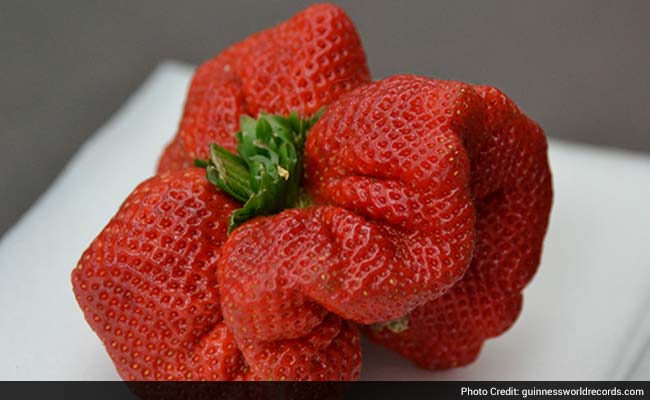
[75,63,551,380]
[71,168,361,381]
[158,137,193,173]
[366,85,553,369]
[157,3,370,173]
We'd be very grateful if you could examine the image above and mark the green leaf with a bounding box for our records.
[255,116,273,143]
[206,144,252,203]
[239,115,257,135]
[194,158,209,168]
[197,110,325,232]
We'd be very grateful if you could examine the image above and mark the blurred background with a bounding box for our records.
[1,0,649,237]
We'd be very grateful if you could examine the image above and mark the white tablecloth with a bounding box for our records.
[1,61,649,380]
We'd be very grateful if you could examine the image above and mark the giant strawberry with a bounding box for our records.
[73,75,551,380]
[157,3,371,173]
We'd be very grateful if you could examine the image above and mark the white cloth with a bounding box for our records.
[1,61,649,380]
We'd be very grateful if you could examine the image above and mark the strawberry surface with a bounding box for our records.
[216,76,551,372]
[157,3,370,172]
[366,84,553,369]
[217,76,482,358]
[71,169,361,380]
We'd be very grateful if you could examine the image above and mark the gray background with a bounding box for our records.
[1,0,649,237]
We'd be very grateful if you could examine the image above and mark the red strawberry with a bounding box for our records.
[71,168,361,380]
[158,137,193,173]
[75,75,551,380]
[157,3,370,173]
[366,85,553,369]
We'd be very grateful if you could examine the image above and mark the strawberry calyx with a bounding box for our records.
[371,316,410,334]
[196,109,324,232]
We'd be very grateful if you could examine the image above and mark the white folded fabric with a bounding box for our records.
[1,61,649,380]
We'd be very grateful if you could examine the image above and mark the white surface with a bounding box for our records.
[1,61,649,380]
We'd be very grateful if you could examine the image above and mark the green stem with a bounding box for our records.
[207,144,253,203]
[371,316,410,334]
[193,159,209,168]
[198,109,324,232]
